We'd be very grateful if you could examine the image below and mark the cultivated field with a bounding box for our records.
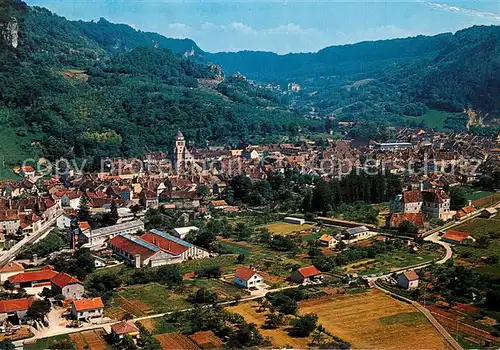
[299,290,452,349]
[227,302,311,348]
[264,222,316,235]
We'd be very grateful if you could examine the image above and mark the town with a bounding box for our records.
[0,127,498,349]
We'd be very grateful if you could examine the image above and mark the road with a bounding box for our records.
[15,283,300,348]
[0,210,64,266]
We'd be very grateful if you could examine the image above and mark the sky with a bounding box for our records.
[28,0,500,54]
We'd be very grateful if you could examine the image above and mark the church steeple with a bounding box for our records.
[173,129,185,171]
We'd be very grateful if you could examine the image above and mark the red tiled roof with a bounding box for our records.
[462,206,476,214]
[390,213,425,228]
[297,265,321,278]
[78,221,91,231]
[0,262,24,274]
[234,267,258,282]
[140,232,189,256]
[442,230,471,243]
[111,321,139,335]
[51,272,82,288]
[403,190,422,203]
[403,270,419,281]
[0,298,29,313]
[73,297,104,312]
[108,235,157,260]
[8,269,58,284]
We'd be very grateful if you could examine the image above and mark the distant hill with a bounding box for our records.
[207,26,500,131]
[0,0,313,174]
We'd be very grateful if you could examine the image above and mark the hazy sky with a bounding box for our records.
[28,0,500,53]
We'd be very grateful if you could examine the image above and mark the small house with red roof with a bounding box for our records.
[0,298,31,324]
[290,265,323,285]
[397,270,419,289]
[441,230,475,245]
[111,321,140,340]
[72,297,104,320]
[51,272,84,299]
[233,267,264,289]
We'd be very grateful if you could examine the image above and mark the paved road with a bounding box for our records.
[0,210,63,266]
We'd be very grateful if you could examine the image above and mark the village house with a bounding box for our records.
[111,321,140,341]
[284,217,305,225]
[7,266,58,289]
[421,190,451,219]
[171,226,199,239]
[51,272,84,299]
[481,207,498,218]
[344,226,375,241]
[318,234,337,248]
[233,267,264,289]
[441,230,476,245]
[0,262,24,283]
[71,297,104,320]
[391,191,423,214]
[208,200,229,211]
[290,266,323,285]
[397,270,420,289]
[108,233,182,267]
[0,210,20,235]
[139,189,159,209]
[56,212,73,230]
[140,230,210,261]
[0,298,31,325]
[79,220,145,250]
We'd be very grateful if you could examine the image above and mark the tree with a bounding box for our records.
[78,195,91,222]
[130,204,142,219]
[155,265,183,287]
[189,287,218,304]
[27,300,51,321]
[450,187,467,210]
[110,201,119,225]
[399,220,419,234]
[0,339,15,350]
[263,312,284,329]
[236,254,246,264]
[289,313,318,337]
[198,185,210,199]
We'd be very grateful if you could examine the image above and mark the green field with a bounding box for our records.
[404,109,459,132]
[24,334,75,350]
[379,312,426,326]
[465,191,496,201]
[344,244,442,276]
[453,216,500,275]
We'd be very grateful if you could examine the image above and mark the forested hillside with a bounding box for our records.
[0,0,318,174]
[207,26,500,134]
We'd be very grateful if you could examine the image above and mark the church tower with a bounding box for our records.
[173,130,185,171]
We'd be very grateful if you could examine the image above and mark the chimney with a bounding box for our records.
[468,200,472,207]
[134,254,141,269]
[420,181,424,191]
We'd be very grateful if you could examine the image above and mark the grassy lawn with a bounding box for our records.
[465,191,496,201]
[344,244,441,276]
[404,109,459,132]
[24,334,75,350]
[379,312,426,326]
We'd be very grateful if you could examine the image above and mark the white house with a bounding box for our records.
[233,267,264,289]
[71,297,104,320]
[171,226,199,239]
[284,217,305,225]
[318,234,337,248]
[56,213,73,230]
[0,262,24,283]
[397,270,419,289]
